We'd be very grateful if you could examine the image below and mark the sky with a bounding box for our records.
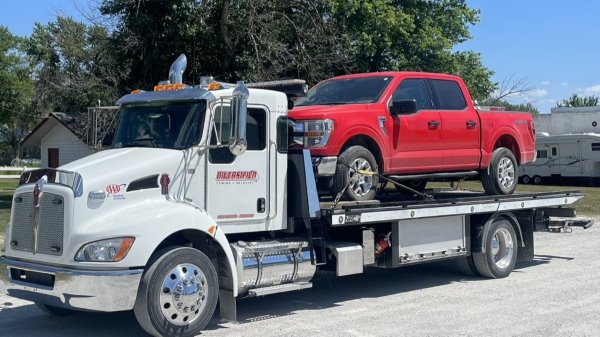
[1,0,599,114]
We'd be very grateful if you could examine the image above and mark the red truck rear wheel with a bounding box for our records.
[481,147,518,195]
[332,146,379,201]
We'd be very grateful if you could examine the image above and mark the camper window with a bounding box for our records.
[537,150,548,159]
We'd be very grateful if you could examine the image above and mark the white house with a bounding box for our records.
[20,113,94,168]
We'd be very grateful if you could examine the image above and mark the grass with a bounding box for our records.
[428,180,599,217]
[0,179,18,235]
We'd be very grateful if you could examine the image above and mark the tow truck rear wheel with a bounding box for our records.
[473,219,518,278]
[332,145,379,201]
[481,147,518,195]
[134,247,218,337]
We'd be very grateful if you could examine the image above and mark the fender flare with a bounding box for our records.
[471,212,524,254]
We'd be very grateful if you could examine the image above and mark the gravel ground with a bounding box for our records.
[1,218,599,337]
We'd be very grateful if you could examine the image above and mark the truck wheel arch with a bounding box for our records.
[493,134,521,164]
[147,228,237,297]
[340,135,384,172]
[471,212,525,254]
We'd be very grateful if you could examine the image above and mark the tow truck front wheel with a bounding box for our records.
[134,247,218,337]
[332,145,379,201]
[473,219,518,278]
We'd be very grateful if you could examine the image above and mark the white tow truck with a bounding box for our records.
[0,55,590,337]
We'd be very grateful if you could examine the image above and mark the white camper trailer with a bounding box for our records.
[520,133,600,185]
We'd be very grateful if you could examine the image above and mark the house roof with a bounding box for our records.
[20,112,88,148]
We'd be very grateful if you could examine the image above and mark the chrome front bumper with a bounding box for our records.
[0,257,143,312]
[312,156,338,176]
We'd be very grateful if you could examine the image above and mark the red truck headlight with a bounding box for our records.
[294,119,334,148]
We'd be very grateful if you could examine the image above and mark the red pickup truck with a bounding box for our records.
[289,72,536,201]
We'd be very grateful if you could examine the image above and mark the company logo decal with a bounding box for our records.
[106,183,127,200]
[216,171,259,185]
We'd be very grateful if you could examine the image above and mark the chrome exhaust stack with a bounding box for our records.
[168,54,187,84]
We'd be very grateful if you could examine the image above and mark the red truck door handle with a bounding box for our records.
[428,120,440,129]
[466,120,477,129]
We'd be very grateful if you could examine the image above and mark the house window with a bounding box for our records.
[551,147,557,156]
[592,143,600,151]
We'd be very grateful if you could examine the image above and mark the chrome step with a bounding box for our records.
[248,282,313,297]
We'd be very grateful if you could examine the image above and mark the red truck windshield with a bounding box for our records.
[295,76,392,106]
[112,101,206,149]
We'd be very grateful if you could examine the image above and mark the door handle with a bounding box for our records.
[428,120,440,129]
[466,120,477,129]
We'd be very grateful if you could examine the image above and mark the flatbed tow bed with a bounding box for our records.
[324,190,586,226]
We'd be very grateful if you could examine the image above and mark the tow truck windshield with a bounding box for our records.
[112,101,206,149]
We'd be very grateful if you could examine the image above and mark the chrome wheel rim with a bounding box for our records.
[497,157,515,189]
[159,263,208,326]
[490,228,514,269]
[348,158,374,197]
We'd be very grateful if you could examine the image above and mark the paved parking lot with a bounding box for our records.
[1,219,599,337]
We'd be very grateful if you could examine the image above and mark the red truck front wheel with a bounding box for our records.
[332,146,379,201]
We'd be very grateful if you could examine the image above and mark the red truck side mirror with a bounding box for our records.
[390,99,418,115]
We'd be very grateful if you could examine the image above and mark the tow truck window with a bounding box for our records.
[209,106,267,164]
[112,101,206,149]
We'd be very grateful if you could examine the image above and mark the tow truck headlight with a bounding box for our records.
[294,119,334,148]
[75,237,135,262]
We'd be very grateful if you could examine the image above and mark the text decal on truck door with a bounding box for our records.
[216,171,259,184]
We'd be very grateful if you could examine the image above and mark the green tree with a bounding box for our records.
[557,94,599,107]
[0,26,34,163]
[98,0,494,98]
[27,17,120,114]
[488,101,540,115]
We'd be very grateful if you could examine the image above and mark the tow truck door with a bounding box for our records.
[205,105,270,227]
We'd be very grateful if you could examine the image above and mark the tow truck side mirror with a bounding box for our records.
[390,99,418,115]
[229,81,249,156]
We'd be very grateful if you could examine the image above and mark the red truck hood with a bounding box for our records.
[288,104,372,120]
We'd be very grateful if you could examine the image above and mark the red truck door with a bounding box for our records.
[387,78,442,173]
[430,79,481,170]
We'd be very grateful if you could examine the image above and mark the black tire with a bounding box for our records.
[134,247,218,337]
[473,219,518,279]
[454,255,479,277]
[533,176,542,184]
[481,147,518,195]
[521,175,530,184]
[35,303,78,316]
[332,145,379,201]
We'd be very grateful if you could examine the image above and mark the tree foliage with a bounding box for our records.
[488,100,540,115]
[27,17,120,114]
[99,0,495,99]
[557,94,599,108]
[0,26,34,161]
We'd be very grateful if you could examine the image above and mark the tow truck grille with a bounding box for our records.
[10,192,65,256]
